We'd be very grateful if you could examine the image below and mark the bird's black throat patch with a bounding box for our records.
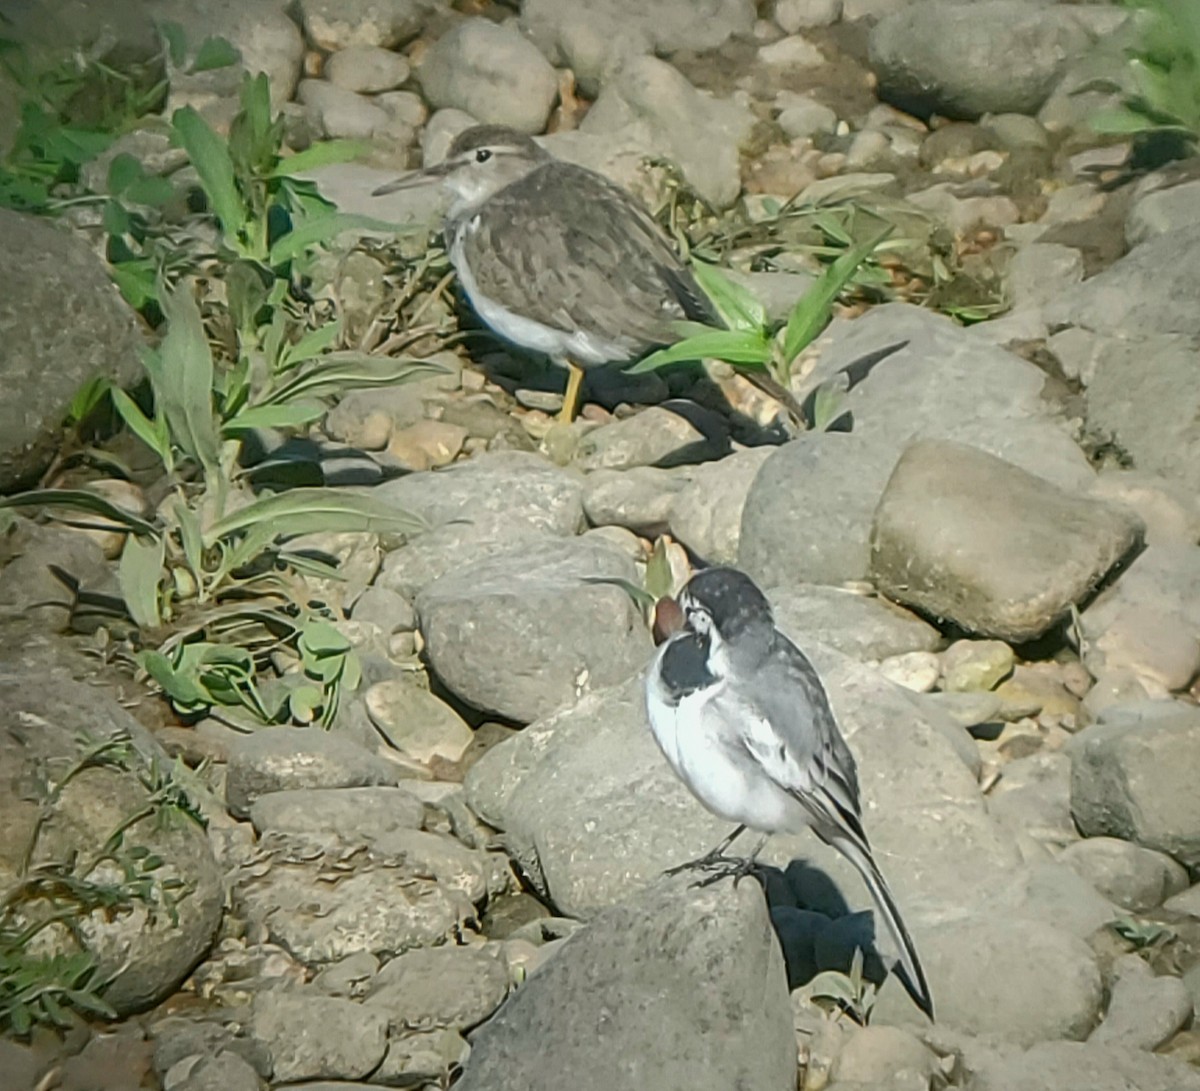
[660,632,717,701]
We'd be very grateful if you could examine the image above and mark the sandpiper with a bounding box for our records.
[374,125,717,421]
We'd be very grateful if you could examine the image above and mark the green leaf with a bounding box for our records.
[111,387,170,466]
[270,140,370,178]
[222,402,324,433]
[118,532,165,629]
[0,489,158,537]
[691,261,766,333]
[67,375,113,424]
[627,330,772,373]
[171,498,205,591]
[107,152,141,195]
[148,279,222,485]
[259,354,447,406]
[644,538,675,601]
[137,648,211,709]
[159,20,188,68]
[267,212,401,266]
[190,36,241,74]
[1089,105,1161,134]
[110,260,160,310]
[288,684,323,723]
[582,576,656,614]
[204,488,427,547]
[171,106,246,249]
[299,619,351,657]
[782,226,893,364]
[807,969,858,1006]
[279,321,342,370]
[124,174,175,207]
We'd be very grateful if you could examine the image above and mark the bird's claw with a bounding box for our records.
[665,853,765,889]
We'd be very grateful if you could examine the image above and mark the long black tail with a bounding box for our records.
[821,828,934,1020]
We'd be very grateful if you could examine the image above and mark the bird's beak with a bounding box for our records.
[371,160,453,196]
[652,597,685,645]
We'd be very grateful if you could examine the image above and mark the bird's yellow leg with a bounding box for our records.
[558,361,585,423]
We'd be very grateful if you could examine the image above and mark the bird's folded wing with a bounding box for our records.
[719,637,870,850]
[460,164,709,347]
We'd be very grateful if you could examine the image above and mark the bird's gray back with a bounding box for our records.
[448,161,715,353]
[729,631,861,801]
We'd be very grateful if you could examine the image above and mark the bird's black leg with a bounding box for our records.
[690,834,769,889]
[664,825,747,877]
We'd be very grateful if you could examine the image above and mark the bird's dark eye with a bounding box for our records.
[475,148,492,163]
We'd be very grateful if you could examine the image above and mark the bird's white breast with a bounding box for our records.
[448,219,633,367]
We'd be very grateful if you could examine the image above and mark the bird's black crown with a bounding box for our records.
[681,567,774,639]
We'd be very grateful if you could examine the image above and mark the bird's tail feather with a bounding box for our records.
[821,830,934,1020]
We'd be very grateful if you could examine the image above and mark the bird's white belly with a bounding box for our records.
[449,229,631,366]
[648,675,799,833]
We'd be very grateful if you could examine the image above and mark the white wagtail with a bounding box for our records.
[646,566,934,1019]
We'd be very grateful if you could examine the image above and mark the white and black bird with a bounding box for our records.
[373,125,718,422]
[646,566,934,1020]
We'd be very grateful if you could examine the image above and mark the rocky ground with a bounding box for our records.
[2,0,1200,1089]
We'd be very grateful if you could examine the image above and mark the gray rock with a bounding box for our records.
[986,862,1117,942]
[151,1016,272,1081]
[969,1040,1200,1091]
[0,519,111,632]
[325,44,411,93]
[941,639,1016,693]
[794,304,1096,492]
[1089,469,1200,549]
[232,833,478,965]
[250,991,388,1082]
[1007,243,1085,315]
[417,538,652,722]
[870,440,1142,642]
[454,879,795,1091]
[0,210,143,489]
[371,1029,470,1086]
[0,672,222,1015]
[1089,954,1194,1051]
[224,727,398,818]
[156,0,305,111]
[522,0,753,94]
[667,446,774,565]
[774,0,842,32]
[1069,704,1200,866]
[1059,837,1188,912]
[365,944,510,1031]
[297,0,425,51]
[248,786,426,839]
[1084,334,1200,495]
[833,1025,937,1086]
[418,18,558,135]
[573,403,730,471]
[768,584,942,661]
[582,466,689,536]
[311,951,380,997]
[373,451,585,537]
[1045,224,1200,341]
[376,517,556,601]
[465,647,1020,924]
[1127,177,1200,248]
[740,432,903,587]
[363,680,475,764]
[1083,601,1200,694]
[169,1051,263,1091]
[869,1,1094,120]
[297,79,391,139]
[580,55,756,209]
[324,357,462,444]
[873,917,1101,1046]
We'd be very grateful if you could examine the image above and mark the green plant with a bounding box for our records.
[1,732,205,1035]
[585,536,684,625]
[628,223,893,423]
[2,276,438,726]
[803,947,879,1024]
[1088,0,1200,161]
